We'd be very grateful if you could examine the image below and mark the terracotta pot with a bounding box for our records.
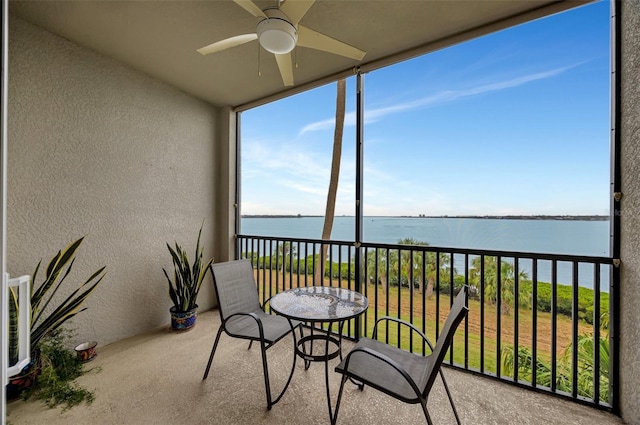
[170,305,198,331]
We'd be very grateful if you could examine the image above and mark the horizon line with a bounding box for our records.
[242,214,609,219]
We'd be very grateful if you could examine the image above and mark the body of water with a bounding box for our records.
[241,216,612,289]
[242,216,610,256]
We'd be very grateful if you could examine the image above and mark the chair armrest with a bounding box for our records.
[373,316,435,351]
[225,311,266,339]
[341,346,423,398]
[227,309,301,336]
[261,296,273,312]
[261,295,283,314]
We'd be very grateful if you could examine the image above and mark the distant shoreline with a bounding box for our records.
[242,215,609,221]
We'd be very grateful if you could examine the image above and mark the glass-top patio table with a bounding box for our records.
[270,286,368,422]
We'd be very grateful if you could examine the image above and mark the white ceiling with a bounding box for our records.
[9,0,590,109]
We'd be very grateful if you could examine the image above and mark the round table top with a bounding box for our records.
[269,286,368,322]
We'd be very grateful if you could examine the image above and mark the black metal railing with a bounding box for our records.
[236,234,616,410]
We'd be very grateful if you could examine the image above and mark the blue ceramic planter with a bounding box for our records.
[170,305,198,331]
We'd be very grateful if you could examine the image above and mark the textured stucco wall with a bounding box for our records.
[619,0,640,422]
[7,16,220,347]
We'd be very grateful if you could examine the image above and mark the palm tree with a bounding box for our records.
[316,79,346,285]
[425,251,452,297]
[501,327,610,402]
[276,241,296,271]
[397,238,427,293]
[470,256,530,314]
[274,242,297,288]
[373,239,450,298]
[366,247,390,290]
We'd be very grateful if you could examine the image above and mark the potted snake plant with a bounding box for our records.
[7,236,106,399]
[163,223,213,331]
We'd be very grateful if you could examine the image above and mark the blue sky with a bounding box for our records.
[241,1,611,217]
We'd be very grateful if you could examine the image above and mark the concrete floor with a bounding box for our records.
[7,310,625,425]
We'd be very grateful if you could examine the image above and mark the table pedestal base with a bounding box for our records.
[297,334,341,364]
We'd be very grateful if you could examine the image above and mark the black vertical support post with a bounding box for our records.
[610,0,621,413]
[410,250,415,352]
[329,243,333,287]
[276,239,280,292]
[355,71,364,340]
[449,253,454,364]
[436,253,441,338]
[307,243,311,284]
[571,262,579,398]
[374,248,380,329]
[363,247,369,337]
[551,260,558,392]
[262,239,267,304]
[397,249,402,344]
[269,240,274,299]
[234,111,242,260]
[532,259,538,388]
[496,256,502,378]
[385,248,390,344]
[594,264,601,405]
[480,255,485,373]
[298,241,307,288]
[422,251,427,356]
[464,254,469,368]
[514,257,519,383]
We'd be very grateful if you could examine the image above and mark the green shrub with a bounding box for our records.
[22,329,96,411]
[529,280,609,325]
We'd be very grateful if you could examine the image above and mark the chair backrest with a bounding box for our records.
[211,259,263,321]
[422,285,469,396]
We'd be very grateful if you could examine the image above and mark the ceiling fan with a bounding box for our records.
[197,0,366,87]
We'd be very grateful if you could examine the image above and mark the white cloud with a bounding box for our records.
[241,136,358,215]
[298,64,579,135]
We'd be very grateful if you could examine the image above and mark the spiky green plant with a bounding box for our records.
[29,237,106,351]
[9,237,106,357]
[501,324,610,402]
[163,223,213,312]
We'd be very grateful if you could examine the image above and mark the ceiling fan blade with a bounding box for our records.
[232,0,267,18]
[274,53,294,87]
[297,25,366,61]
[280,0,315,25]
[197,33,258,56]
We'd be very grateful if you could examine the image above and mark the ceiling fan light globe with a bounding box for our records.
[257,18,298,54]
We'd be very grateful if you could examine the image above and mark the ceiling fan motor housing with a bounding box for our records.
[257,8,298,54]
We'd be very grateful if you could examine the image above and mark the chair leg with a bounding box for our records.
[203,326,225,380]
[248,341,253,350]
[259,339,274,410]
[421,401,434,425]
[331,374,350,425]
[438,369,462,425]
[269,322,299,407]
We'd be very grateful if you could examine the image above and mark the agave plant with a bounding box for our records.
[9,237,106,360]
[163,223,213,312]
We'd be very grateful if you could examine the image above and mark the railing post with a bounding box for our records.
[354,71,364,339]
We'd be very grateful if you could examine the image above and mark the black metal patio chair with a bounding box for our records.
[333,285,469,425]
[202,259,302,410]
